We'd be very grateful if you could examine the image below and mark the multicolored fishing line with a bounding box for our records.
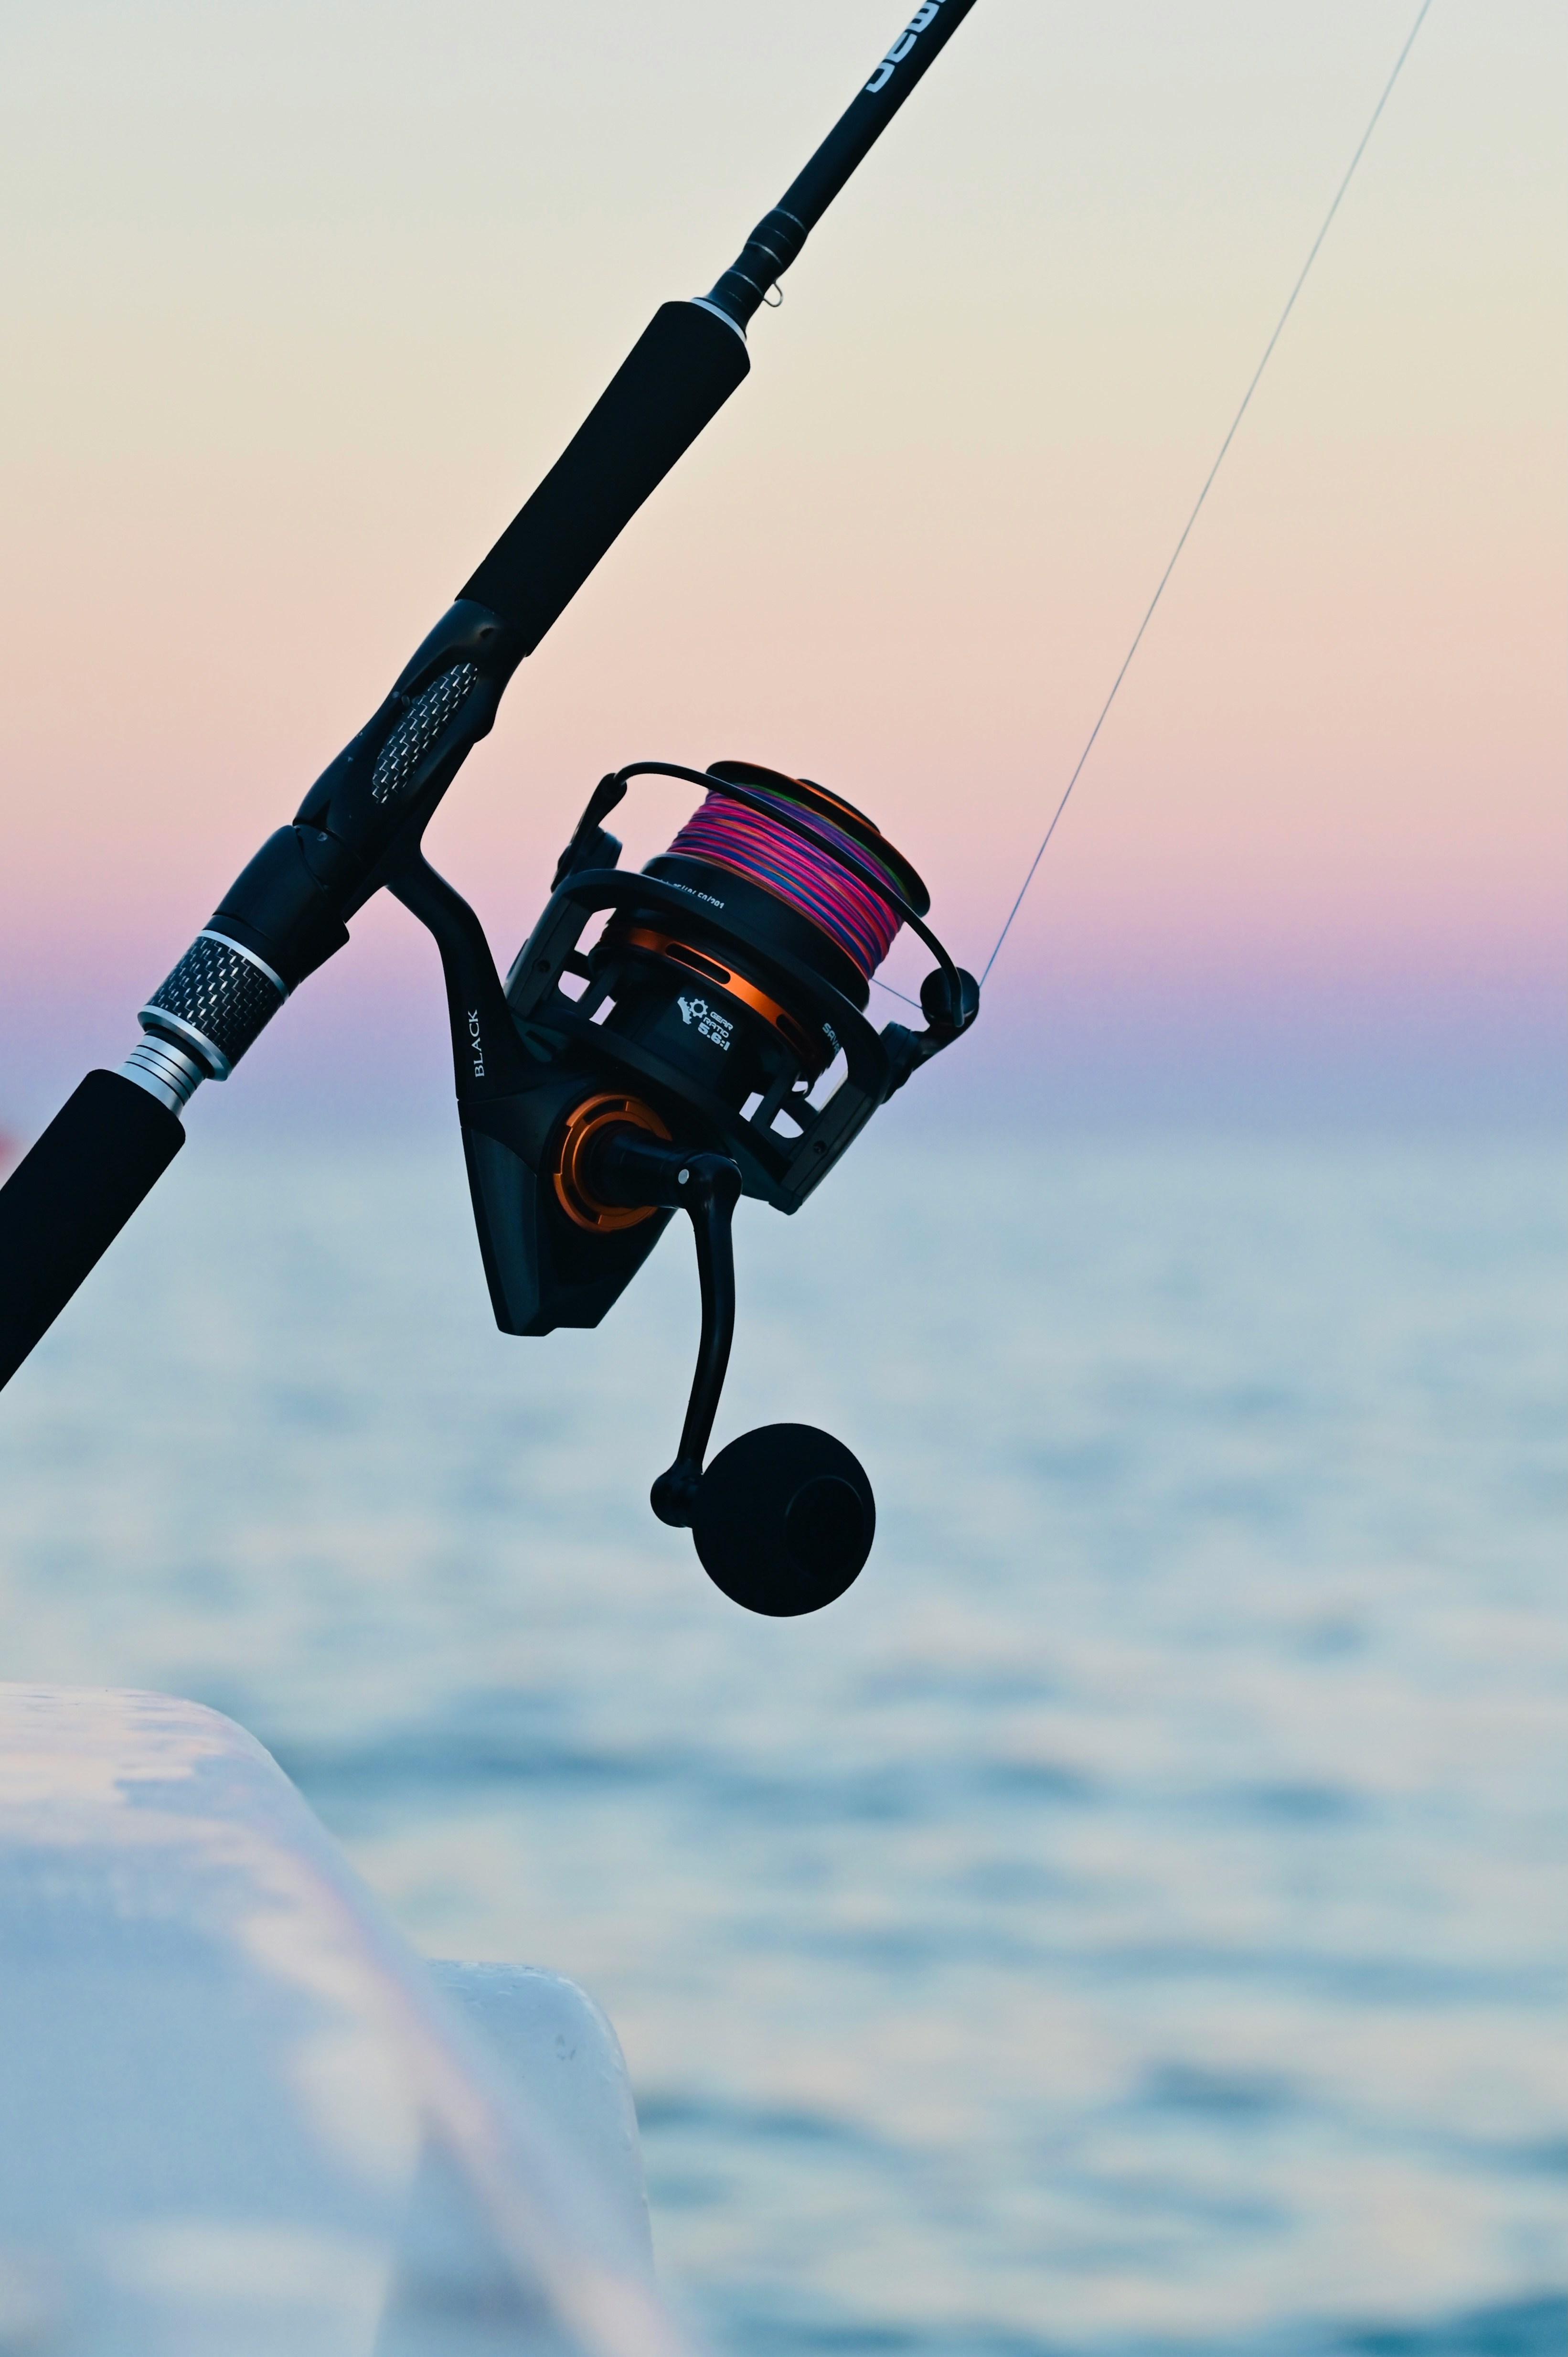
[666,786,904,980]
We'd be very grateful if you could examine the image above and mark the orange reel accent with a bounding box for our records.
[552,1092,672,1232]
[619,926,824,1071]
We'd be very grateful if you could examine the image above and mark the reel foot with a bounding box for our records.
[693,1424,874,1617]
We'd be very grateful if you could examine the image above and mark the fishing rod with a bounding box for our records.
[0,3,982,1618]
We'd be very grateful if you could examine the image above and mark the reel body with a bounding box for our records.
[391,759,977,1614]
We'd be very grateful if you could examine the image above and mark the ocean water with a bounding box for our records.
[0,1120,1562,2356]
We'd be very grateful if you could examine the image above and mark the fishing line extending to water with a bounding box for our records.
[869,0,1434,1011]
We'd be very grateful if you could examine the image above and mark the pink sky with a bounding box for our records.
[1,1,1562,1133]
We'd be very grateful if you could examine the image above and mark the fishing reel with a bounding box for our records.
[391,759,978,1615]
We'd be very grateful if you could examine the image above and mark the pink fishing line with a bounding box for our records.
[666,788,901,978]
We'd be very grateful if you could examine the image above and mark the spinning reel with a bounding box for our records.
[390,760,979,1615]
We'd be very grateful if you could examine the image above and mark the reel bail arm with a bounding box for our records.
[880,962,982,1096]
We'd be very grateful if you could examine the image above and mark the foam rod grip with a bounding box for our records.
[0,1071,185,1389]
[459,300,750,653]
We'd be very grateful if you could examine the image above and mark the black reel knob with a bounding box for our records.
[693,1423,875,1617]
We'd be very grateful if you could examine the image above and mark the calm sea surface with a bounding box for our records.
[0,1123,1562,2355]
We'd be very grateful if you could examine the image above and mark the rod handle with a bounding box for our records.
[0,1071,185,1389]
[458,301,749,652]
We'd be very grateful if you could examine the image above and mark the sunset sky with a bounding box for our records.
[2,0,1562,1134]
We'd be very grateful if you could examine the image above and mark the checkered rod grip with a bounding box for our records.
[370,662,479,808]
[139,932,286,1080]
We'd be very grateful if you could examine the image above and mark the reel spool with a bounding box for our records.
[388,759,978,1616]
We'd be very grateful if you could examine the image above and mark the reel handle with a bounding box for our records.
[577,1124,877,1617]
[585,1130,742,1528]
